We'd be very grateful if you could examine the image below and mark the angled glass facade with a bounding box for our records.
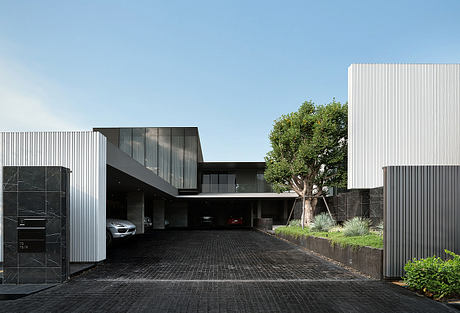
[95,127,202,189]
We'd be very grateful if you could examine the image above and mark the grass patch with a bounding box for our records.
[275,226,383,249]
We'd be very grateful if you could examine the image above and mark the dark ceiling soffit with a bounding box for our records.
[106,141,178,197]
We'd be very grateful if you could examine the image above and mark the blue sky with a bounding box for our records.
[0,1,459,161]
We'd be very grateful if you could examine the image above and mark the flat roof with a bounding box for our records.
[199,162,266,170]
[176,192,298,199]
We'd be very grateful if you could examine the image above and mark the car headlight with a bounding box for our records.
[110,222,125,227]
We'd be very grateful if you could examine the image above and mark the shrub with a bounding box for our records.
[310,213,335,232]
[342,217,370,237]
[288,219,301,227]
[328,225,343,233]
[371,221,384,236]
[404,250,460,300]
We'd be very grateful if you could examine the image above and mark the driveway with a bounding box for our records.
[0,230,455,313]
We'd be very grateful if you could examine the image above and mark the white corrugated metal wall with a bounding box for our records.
[0,131,106,262]
[348,64,460,189]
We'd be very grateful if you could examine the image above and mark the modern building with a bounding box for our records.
[348,63,460,277]
[0,127,296,263]
[348,63,460,189]
[2,63,458,279]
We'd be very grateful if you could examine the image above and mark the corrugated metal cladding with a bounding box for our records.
[348,64,460,189]
[384,166,460,278]
[0,132,106,262]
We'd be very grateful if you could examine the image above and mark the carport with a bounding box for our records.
[177,193,296,228]
[106,142,177,234]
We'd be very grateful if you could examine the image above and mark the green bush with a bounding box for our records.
[373,221,384,236]
[274,226,383,249]
[310,213,335,232]
[342,217,370,237]
[403,250,460,300]
[288,219,301,227]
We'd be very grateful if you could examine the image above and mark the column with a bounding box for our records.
[283,200,288,222]
[153,199,165,230]
[127,192,145,234]
[257,200,262,218]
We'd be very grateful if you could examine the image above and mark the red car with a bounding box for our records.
[227,216,243,225]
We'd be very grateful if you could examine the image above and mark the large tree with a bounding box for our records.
[264,99,347,227]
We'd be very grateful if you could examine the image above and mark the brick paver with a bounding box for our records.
[0,230,455,312]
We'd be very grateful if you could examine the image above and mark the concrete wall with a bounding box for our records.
[127,192,145,234]
[348,64,460,189]
[278,233,383,279]
[166,201,188,227]
[0,132,106,262]
[153,199,165,229]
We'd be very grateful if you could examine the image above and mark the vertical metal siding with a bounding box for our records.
[0,131,106,262]
[348,64,460,189]
[384,165,460,278]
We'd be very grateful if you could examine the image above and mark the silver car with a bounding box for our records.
[106,218,136,246]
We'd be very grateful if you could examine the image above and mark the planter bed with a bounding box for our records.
[276,232,383,279]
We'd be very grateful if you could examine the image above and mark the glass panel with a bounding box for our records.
[132,128,145,165]
[119,128,132,156]
[202,174,210,192]
[184,136,197,188]
[210,174,218,193]
[158,129,171,183]
[145,128,158,174]
[218,174,227,193]
[227,174,236,192]
[171,135,184,188]
[200,171,270,193]
[257,173,265,193]
[236,170,256,193]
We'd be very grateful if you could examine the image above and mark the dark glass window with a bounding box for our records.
[201,170,271,193]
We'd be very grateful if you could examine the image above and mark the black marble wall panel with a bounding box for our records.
[315,187,383,223]
[2,166,70,284]
[369,187,384,224]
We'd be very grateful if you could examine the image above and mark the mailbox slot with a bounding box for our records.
[17,218,46,253]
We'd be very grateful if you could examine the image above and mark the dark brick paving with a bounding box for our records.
[0,230,455,313]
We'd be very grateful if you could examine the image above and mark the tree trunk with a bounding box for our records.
[300,196,305,229]
[303,197,318,226]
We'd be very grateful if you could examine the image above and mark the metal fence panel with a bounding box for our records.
[384,165,460,278]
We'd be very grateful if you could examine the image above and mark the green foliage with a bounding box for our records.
[310,213,335,232]
[288,219,301,227]
[264,99,348,195]
[275,226,383,249]
[374,221,384,236]
[343,217,370,237]
[403,250,460,300]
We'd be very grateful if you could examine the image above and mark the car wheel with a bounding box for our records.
[106,230,113,247]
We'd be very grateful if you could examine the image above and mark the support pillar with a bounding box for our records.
[257,200,262,218]
[283,199,288,222]
[153,199,166,229]
[127,192,145,234]
[250,202,254,227]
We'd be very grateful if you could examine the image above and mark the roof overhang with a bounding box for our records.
[176,192,298,199]
[106,141,178,197]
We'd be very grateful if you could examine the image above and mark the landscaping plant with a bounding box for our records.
[288,219,301,227]
[342,217,370,237]
[275,225,383,249]
[403,250,460,300]
[310,213,335,232]
[374,221,384,236]
[264,100,347,227]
